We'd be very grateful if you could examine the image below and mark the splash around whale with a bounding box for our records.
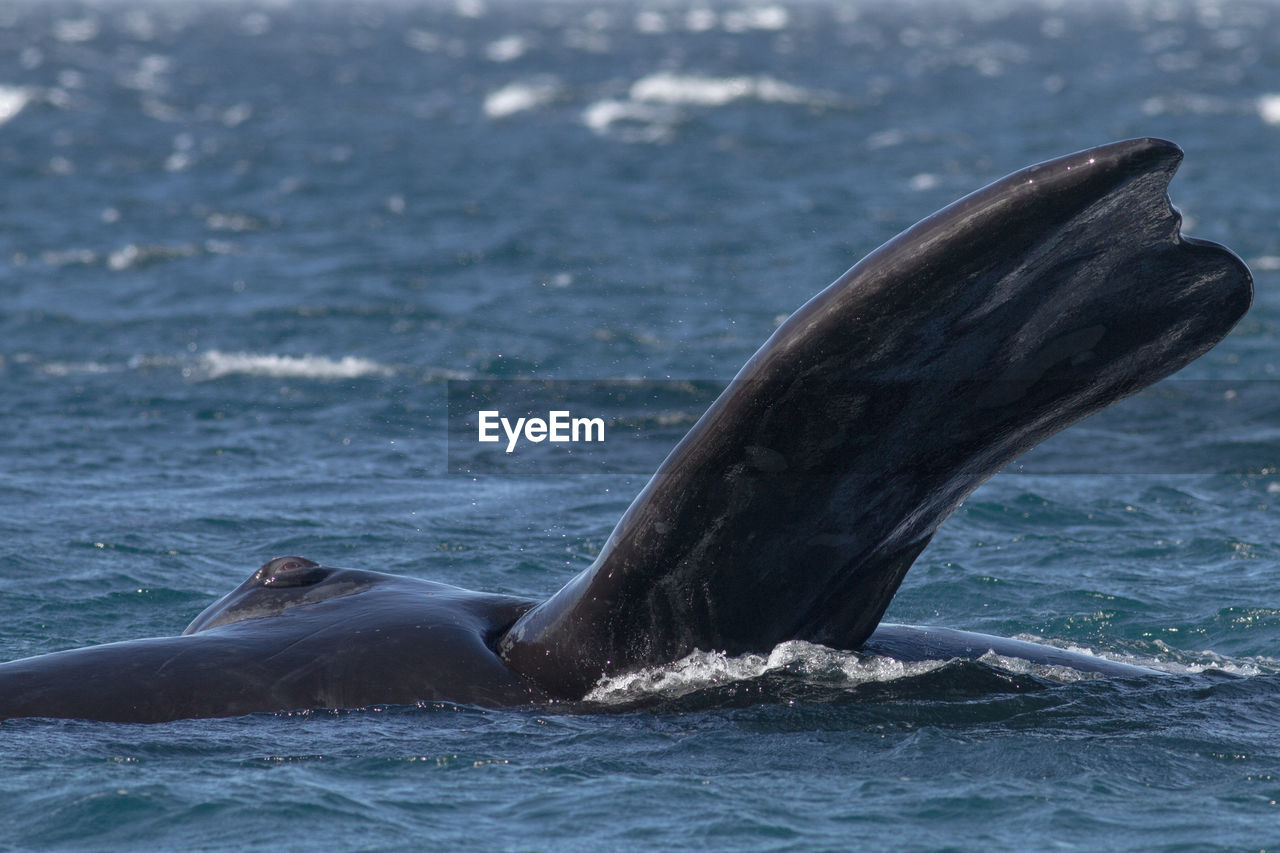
[0,138,1253,722]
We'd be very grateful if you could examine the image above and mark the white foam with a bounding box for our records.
[39,360,117,377]
[585,634,1280,705]
[193,350,392,381]
[581,98,677,142]
[106,242,199,271]
[1131,640,1279,678]
[909,173,940,191]
[685,8,716,32]
[629,71,811,107]
[485,35,528,63]
[977,651,1093,683]
[722,6,789,32]
[483,81,557,119]
[221,103,252,128]
[634,10,667,34]
[0,85,30,125]
[1013,634,1280,678]
[867,128,907,150]
[585,640,949,705]
[583,72,825,142]
[1258,94,1280,126]
[41,247,96,267]
[1141,93,1231,118]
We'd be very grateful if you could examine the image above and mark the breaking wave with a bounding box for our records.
[191,350,392,380]
[582,71,833,142]
[483,79,559,119]
[583,637,1280,709]
[27,351,395,381]
[628,71,813,107]
[0,84,30,125]
[586,641,954,706]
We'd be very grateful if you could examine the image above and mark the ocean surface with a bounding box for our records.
[2,0,1279,849]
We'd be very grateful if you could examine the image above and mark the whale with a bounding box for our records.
[0,138,1252,722]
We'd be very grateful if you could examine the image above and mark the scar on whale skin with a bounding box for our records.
[0,138,1252,722]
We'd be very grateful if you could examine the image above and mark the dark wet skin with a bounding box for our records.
[0,559,545,722]
[0,139,1251,721]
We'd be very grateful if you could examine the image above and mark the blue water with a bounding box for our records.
[2,0,1280,848]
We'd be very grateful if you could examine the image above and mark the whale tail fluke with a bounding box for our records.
[500,138,1253,698]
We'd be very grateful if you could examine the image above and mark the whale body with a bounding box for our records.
[0,138,1252,722]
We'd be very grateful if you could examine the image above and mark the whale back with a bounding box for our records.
[500,138,1253,698]
[0,563,543,721]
